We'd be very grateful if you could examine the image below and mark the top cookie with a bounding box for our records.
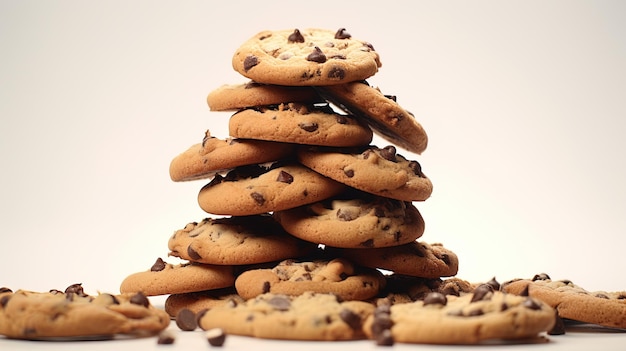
[318,81,428,154]
[232,28,382,86]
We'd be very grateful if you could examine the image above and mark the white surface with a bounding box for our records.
[1,0,625,349]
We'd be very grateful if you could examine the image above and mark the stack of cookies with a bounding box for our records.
[119,28,559,344]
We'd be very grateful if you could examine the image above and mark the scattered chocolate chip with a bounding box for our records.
[363,42,376,51]
[250,192,266,205]
[0,287,12,294]
[339,272,349,280]
[486,277,501,291]
[287,29,305,43]
[151,257,167,272]
[467,309,484,317]
[379,146,397,162]
[548,311,566,335]
[157,330,176,344]
[187,245,203,260]
[0,295,10,308]
[408,161,424,177]
[423,292,448,306]
[334,28,351,39]
[176,308,198,331]
[360,239,375,248]
[343,168,355,178]
[384,94,397,102]
[306,47,327,63]
[339,309,362,330]
[523,298,542,310]
[206,328,227,347]
[298,122,318,132]
[328,66,345,80]
[335,115,348,124]
[262,281,271,294]
[470,284,494,303]
[243,55,259,71]
[276,170,294,184]
[371,309,393,338]
[130,292,150,307]
[520,284,530,297]
[267,296,291,311]
[595,293,610,299]
[532,273,551,281]
[560,279,573,286]
[376,328,394,346]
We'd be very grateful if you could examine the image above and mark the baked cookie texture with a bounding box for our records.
[232,28,382,86]
[501,274,626,330]
[0,285,169,340]
[207,81,321,111]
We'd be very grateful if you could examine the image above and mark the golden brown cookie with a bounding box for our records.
[169,130,294,181]
[232,28,381,86]
[206,81,321,111]
[164,288,244,318]
[198,292,375,340]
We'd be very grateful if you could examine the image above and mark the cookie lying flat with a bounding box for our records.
[298,145,433,201]
[167,215,317,265]
[0,285,169,340]
[229,103,373,147]
[275,191,424,248]
[164,288,244,318]
[364,284,556,345]
[207,81,321,111]
[501,274,626,330]
[119,258,235,296]
[374,275,474,305]
[198,292,375,341]
[333,241,459,278]
[169,130,294,181]
[232,28,381,86]
[197,163,346,216]
[234,258,385,301]
[318,81,428,154]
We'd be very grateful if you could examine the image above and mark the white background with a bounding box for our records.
[1,0,625,349]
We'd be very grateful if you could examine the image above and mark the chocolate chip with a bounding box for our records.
[548,311,566,335]
[327,66,345,80]
[337,208,356,221]
[595,293,610,299]
[250,192,265,205]
[384,94,397,102]
[470,284,494,303]
[187,246,202,260]
[130,292,150,307]
[0,288,12,294]
[408,161,424,177]
[523,298,542,310]
[343,168,354,178]
[150,257,166,272]
[157,330,176,344]
[334,28,351,39]
[339,309,362,330]
[486,277,501,291]
[336,115,348,124]
[467,309,484,316]
[360,239,374,248]
[306,47,327,63]
[206,328,227,346]
[288,29,305,43]
[267,296,291,311]
[371,312,393,338]
[0,295,10,308]
[276,170,294,184]
[298,122,318,132]
[262,281,270,293]
[379,146,397,162]
[65,283,88,297]
[423,292,448,306]
[376,329,394,346]
[176,308,198,331]
[532,273,551,281]
[207,174,223,187]
[243,55,259,71]
[519,284,530,297]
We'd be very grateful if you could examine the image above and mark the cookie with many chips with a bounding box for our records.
[232,28,381,86]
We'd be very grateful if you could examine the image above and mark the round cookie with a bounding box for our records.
[501,274,626,330]
[318,81,428,154]
[164,288,244,318]
[169,129,295,181]
[229,102,373,147]
[0,285,169,340]
[198,292,375,341]
[167,215,317,265]
[275,191,425,248]
[119,258,235,296]
[333,241,459,278]
[234,258,386,301]
[364,285,556,345]
[197,163,346,216]
[232,28,381,86]
[207,81,322,111]
[297,144,433,201]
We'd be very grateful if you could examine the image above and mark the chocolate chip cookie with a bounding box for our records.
[229,103,373,147]
[232,28,381,86]
[207,81,321,111]
[164,287,244,318]
[275,190,425,248]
